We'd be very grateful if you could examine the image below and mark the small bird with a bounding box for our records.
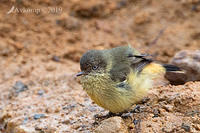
[77,45,181,113]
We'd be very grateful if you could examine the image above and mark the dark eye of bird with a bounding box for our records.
[92,65,98,70]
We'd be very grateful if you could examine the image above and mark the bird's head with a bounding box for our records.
[77,50,107,77]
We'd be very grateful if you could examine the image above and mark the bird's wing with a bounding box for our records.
[128,54,153,73]
[109,54,153,82]
[109,64,130,82]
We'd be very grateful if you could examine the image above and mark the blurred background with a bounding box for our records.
[0,0,200,132]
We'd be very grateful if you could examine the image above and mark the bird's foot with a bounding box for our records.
[108,112,123,117]
[94,112,123,120]
[130,105,141,113]
[121,112,133,119]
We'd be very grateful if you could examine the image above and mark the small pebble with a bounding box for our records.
[117,0,127,9]
[181,123,190,132]
[88,105,97,112]
[52,56,60,62]
[33,114,45,120]
[153,109,160,118]
[13,81,28,93]
[62,104,76,110]
[23,117,29,124]
[46,65,56,71]
[37,90,45,96]
[95,116,128,133]
[56,17,81,31]
[62,119,70,125]
[133,119,140,125]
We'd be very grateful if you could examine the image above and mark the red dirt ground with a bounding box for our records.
[0,0,200,132]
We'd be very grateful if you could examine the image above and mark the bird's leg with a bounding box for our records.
[95,104,144,119]
[93,112,124,125]
[109,111,132,119]
[120,106,142,119]
[121,112,133,119]
[94,114,105,119]
[108,111,125,117]
[130,98,150,113]
[94,112,114,120]
[94,111,124,120]
[107,112,117,117]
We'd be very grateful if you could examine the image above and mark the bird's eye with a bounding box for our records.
[92,65,98,70]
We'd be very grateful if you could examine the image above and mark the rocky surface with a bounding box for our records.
[0,0,200,132]
[94,82,200,133]
[171,50,200,82]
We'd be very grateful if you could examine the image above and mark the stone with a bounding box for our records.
[33,114,46,120]
[13,81,28,93]
[170,50,200,82]
[95,116,128,133]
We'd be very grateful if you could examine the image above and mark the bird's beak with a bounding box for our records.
[76,71,87,77]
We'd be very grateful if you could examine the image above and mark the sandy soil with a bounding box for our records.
[0,0,200,132]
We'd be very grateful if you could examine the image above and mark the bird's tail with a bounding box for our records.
[162,64,181,72]
[142,63,186,85]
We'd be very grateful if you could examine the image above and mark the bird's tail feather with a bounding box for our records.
[142,63,186,85]
[162,64,181,72]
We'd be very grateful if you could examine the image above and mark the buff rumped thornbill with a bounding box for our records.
[77,45,181,113]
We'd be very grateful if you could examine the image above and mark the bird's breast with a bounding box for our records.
[80,73,115,108]
[80,73,136,113]
[80,73,112,90]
